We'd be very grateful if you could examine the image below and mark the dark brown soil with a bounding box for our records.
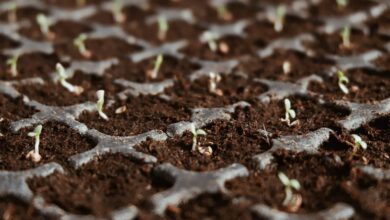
[180,36,257,61]
[308,0,377,17]
[0,121,95,171]
[0,0,389,219]
[123,20,205,45]
[107,56,198,83]
[309,68,390,103]
[0,94,37,121]
[0,7,48,23]
[232,95,349,137]
[135,119,268,171]
[55,37,141,61]
[237,50,334,81]
[16,72,120,106]
[245,16,320,43]
[0,34,19,50]
[0,197,51,220]
[306,30,389,56]
[78,95,191,136]
[27,154,169,218]
[165,74,267,108]
[85,5,153,25]
[0,53,59,81]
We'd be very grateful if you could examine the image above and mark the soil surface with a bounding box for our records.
[0,0,389,219]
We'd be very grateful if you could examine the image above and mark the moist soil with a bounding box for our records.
[0,121,95,171]
[306,30,390,56]
[135,96,349,171]
[308,68,390,103]
[237,50,334,81]
[0,0,389,219]
[16,72,121,106]
[27,154,170,218]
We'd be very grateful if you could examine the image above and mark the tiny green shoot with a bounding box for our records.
[202,31,218,52]
[340,26,351,48]
[96,90,109,121]
[36,13,55,39]
[55,63,84,95]
[336,70,349,94]
[336,0,348,8]
[278,172,302,210]
[149,54,163,79]
[274,5,286,32]
[73,33,92,58]
[281,98,297,127]
[190,123,207,152]
[26,125,43,163]
[6,54,19,77]
[112,0,126,23]
[157,16,169,41]
[351,134,367,152]
[216,5,232,21]
[208,72,223,96]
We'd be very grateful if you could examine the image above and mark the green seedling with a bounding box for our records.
[216,5,232,21]
[278,172,302,212]
[36,13,55,39]
[281,98,298,127]
[73,33,92,58]
[55,63,84,95]
[157,16,169,41]
[96,90,109,121]
[336,70,349,94]
[202,31,218,52]
[340,26,351,48]
[351,134,367,152]
[208,72,223,96]
[6,54,19,77]
[190,123,207,152]
[26,125,43,163]
[336,0,348,8]
[148,54,163,79]
[274,5,286,32]
[112,0,126,23]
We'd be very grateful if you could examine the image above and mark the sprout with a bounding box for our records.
[36,13,55,39]
[55,63,84,95]
[283,61,291,74]
[351,134,367,152]
[216,5,232,21]
[340,26,351,49]
[190,123,207,152]
[202,31,218,52]
[26,125,43,163]
[336,0,348,8]
[278,172,302,211]
[157,16,169,41]
[281,98,298,127]
[148,54,164,79]
[112,0,126,23]
[8,3,17,22]
[73,33,92,58]
[96,90,109,121]
[208,72,223,96]
[274,5,286,32]
[336,70,349,94]
[6,54,19,77]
